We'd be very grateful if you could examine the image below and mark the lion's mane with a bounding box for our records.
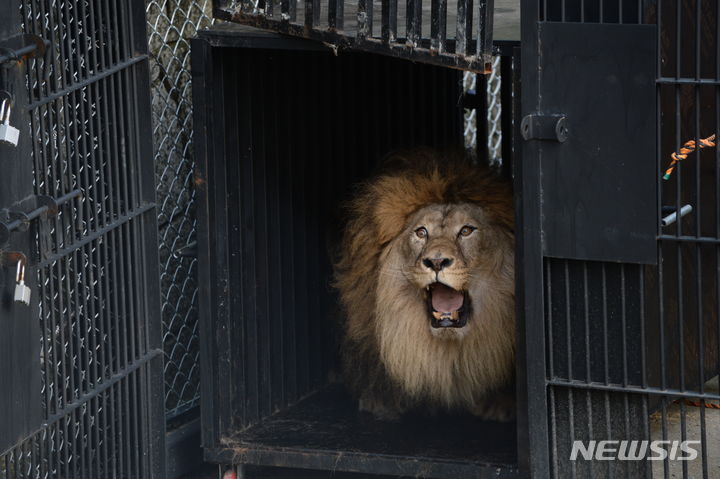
[334,149,515,418]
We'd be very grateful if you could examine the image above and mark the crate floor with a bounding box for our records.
[209,385,519,478]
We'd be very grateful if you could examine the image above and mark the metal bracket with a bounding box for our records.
[520,114,569,142]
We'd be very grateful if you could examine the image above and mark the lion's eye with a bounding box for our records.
[459,225,476,237]
[415,227,428,239]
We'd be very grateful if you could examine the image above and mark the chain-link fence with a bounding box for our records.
[146,0,214,420]
[463,56,502,163]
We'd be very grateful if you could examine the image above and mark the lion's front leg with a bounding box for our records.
[358,390,406,421]
[469,391,516,422]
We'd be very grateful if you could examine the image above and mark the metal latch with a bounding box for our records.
[0,189,81,244]
[521,114,569,142]
[0,34,49,66]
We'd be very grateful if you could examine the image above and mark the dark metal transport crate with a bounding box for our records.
[195,1,720,477]
[193,26,520,477]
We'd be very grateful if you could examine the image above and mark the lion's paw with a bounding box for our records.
[470,394,516,422]
[358,397,402,421]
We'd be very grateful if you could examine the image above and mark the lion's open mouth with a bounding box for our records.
[425,283,470,328]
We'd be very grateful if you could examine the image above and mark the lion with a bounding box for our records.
[334,149,515,421]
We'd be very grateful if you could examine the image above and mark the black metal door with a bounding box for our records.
[517,1,658,477]
[519,1,720,478]
[0,2,42,456]
[0,1,165,477]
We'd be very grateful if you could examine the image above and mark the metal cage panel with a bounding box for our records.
[0,0,165,477]
[519,1,720,477]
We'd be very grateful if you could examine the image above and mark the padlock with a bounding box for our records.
[0,98,20,147]
[13,261,31,306]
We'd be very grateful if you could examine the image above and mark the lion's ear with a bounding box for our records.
[371,174,447,244]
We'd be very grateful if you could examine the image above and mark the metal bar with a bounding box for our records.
[328,0,344,30]
[430,0,447,52]
[455,0,472,55]
[289,0,297,22]
[582,264,590,383]
[584,390,594,478]
[0,191,81,236]
[620,264,627,386]
[127,61,144,212]
[657,234,720,244]
[476,0,493,61]
[313,0,321,24]
[500,54,513,177]
[515,13,550,471]
[38,267,53,418]
[660,204,693,226]
[406,0,421,47]
[476,74,489,162]
[381,0,397,43]
[657,77,720,85]
[122,370,133,477]
[305,0,314,29]
[55,0,72,259]
[548,388,558,477]
[0,41,42,65]
[567,388,576,479]
[564,261,572,380]
[26,56,147,111]
[547,379,720,401]
[601,264,609,384]
[116,6,132,217]
[37,205,152,269]
[357,0,373,41]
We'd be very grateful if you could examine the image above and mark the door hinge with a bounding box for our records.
[520,114,569,142]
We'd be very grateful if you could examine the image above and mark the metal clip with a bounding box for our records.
[521,114,569,142]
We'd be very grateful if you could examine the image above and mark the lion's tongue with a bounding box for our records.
[431,284,464,313]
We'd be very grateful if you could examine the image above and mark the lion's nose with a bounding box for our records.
[423,257,454,272]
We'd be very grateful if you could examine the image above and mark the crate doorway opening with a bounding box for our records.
[195,28,519,478]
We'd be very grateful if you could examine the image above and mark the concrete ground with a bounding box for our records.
[182,465,392,479]
[650,377,720,478]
